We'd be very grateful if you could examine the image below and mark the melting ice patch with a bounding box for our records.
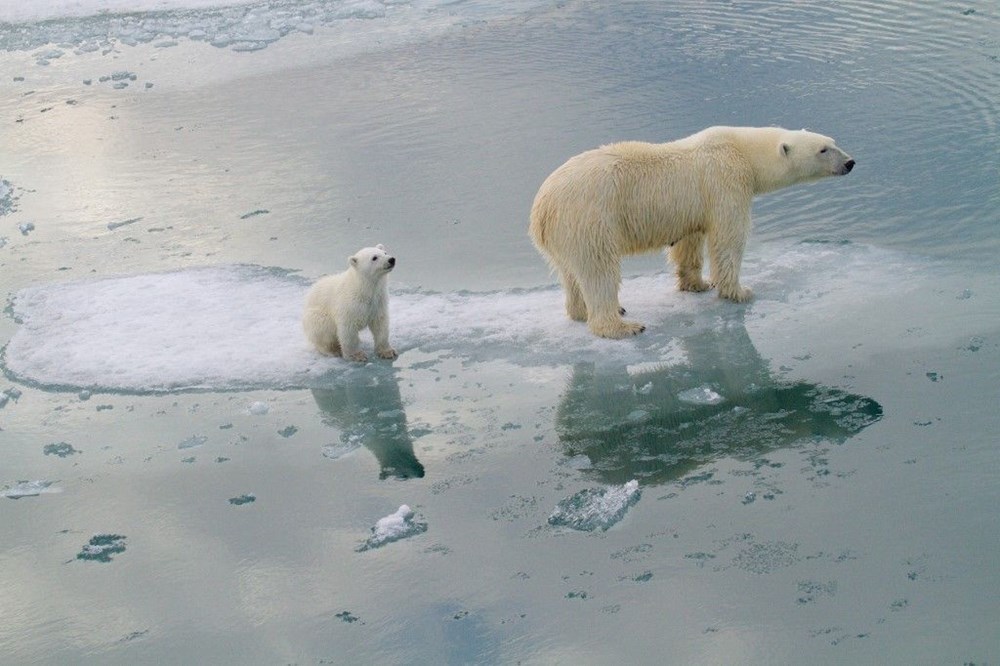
[2,245,931,393]
[356,504,427,552]
[0,0,554,57]
[2,480,61,499]
[548,480,641,532]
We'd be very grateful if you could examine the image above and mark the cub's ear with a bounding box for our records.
[780,143,791,156]
[350,255,358,267]
[376,243,386,251]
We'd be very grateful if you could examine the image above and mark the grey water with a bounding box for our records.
[1,1,999,663]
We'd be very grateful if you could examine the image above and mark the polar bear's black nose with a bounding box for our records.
[388,256,396,267]
[844,159,855,173]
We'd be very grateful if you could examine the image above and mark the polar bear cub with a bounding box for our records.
[303,245,397,362]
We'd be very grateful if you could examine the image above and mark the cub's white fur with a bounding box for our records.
[303,245,397,362]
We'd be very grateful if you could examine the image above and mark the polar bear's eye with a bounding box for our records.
[820,147,828,154]
[372,256,378,261]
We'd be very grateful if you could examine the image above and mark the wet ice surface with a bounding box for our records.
[1,1,999,664]
[0,243,948,393]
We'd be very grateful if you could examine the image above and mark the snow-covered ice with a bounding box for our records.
[1,245,931,393]
[548,480,641,532]
[356,504,427,551]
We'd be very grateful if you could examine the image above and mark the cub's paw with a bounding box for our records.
[347,350,369,362]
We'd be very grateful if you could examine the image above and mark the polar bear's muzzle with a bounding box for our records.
[840,158,856,175]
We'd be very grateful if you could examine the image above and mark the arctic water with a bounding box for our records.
[1,1,998,663]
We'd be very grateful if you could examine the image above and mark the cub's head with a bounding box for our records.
[779,129,855,182]
[349,244,396,277]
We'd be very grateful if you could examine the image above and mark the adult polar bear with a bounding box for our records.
[529,126,855,338]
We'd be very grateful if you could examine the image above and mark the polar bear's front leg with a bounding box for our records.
[708,208,753,303]
[338,322,368,362]
[370,315,397,360]
[669,232,710,293]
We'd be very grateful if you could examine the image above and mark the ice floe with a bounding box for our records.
[1,244,933,393]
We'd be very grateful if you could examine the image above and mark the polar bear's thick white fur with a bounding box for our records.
[529,126,855,339]
[303,245,397,362]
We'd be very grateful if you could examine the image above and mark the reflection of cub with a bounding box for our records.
[312,368,424,480]
[303,245,397,362]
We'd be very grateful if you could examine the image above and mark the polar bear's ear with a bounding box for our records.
[780,143,791,157]
[350,255,359,268]
[376,244,386,251]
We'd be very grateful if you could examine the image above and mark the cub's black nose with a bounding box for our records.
[388,256,396,266]
[844,159,855,173]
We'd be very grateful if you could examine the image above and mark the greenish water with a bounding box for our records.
[1,1,998,663]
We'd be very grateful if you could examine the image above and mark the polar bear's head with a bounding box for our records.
[778,129,855,184]
[349,244,396,278]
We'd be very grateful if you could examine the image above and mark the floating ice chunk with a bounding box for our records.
[18,222,35,235]
[548,480,641,532]
[3,480,60,499]
[742,490,757,505]
[356,504,427,552]
[321,441,362,460]
[178,435,207,450]
[247,401,269,415]
[77,534,126,562]
[677,385,725,405]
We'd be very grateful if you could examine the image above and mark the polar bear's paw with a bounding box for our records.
[590,318,646,339]
[717,285,753,303]
[347,349,369,362]
[377,347,398,360]
[677,275,710,293]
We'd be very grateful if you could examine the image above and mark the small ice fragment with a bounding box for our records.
[626,409,648,422]
[322,441,361,460]
[3,480,59,499]
[548,480,641,532]
[742,490,756,505]
[76,534,126,562]
[561,454,592,470]
[18,222,35,235]
[356,504,428,551]
[178,435,207,450]
[78,390,92,401]
[247,401,269,415]
[635,381,653,395]
[677,385,725,405]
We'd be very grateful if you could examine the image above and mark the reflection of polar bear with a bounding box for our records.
[529,126,855,338]
[303,245,397,362]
